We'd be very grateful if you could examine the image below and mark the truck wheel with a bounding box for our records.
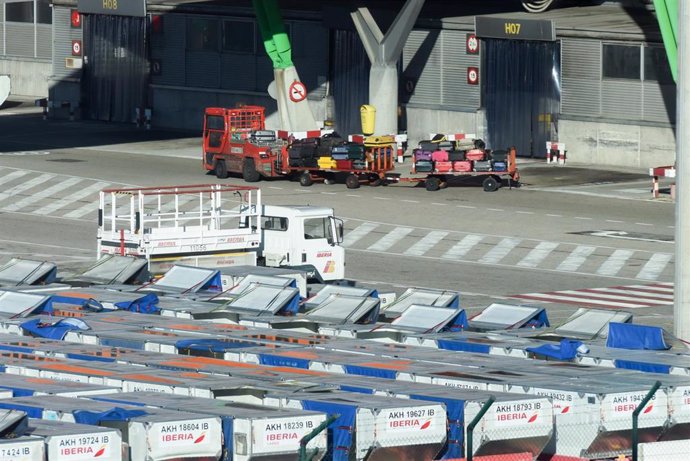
[242,159,261,183]
[483,176,500,192]
[425,177,441,192]
[346,174,360,189]
[214,160,228,179]
[299,172,314,187]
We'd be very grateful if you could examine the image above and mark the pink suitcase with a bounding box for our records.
[435,161,453,172]
[453,160,472,172]
[465,149,485,161]
[431,150,449,162]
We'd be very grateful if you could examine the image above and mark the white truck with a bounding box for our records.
[97,184,345,281]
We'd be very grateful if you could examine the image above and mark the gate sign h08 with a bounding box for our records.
[78,0,146,17]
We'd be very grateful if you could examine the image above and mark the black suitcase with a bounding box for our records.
[491,149,508,162]
[419,140,436,152]
[291,138,319,158]
[448,150,465,162]
[474,160,493,172]
[437,141,454,152]
[474,139,486,150]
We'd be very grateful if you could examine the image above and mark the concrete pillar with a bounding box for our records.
[351,0,425,135]
[675,1,690,341]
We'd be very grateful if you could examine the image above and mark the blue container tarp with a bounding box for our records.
[606,322,670,350]
[114,293,160,314]
[526,339,583,361]
[302,401,356,461]
[437,339,490,354]
[259,353,310,369]
[614,359,671,374]
[73,407,148,425]
[410,394,464,460]
[20,318,90,340]
[343,365,396,379]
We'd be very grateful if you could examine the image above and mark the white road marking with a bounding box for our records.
[574,216,592,220]
[636,253,673,280]
[487,208,504,212]
[442,234,483,260]
[557,245,596,272]
[478,238,520,264]
[596,249,635,276]
[517,242,559,268]
[516,211,534,215]
[367,227,414,251]
[431,202,446,206]
[403,231,448,256]
[546,214,562,217]
[456,205,476,209]
[635,222,654,226]
[3,177,83,212]
[401,200,419,203]
[0,169,29,187]
[342,222,378,248]
[607,220,624,223]
[0,173,55,205]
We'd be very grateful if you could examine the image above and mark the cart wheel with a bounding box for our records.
[346,174,360,189]
[242,158,261,183]
[299,172,314,187]
[369,175,382,187]
[483,176,499,192]
[425,177,441,192]
[214,160,228,179]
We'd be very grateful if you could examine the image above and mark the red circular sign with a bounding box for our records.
[467,67,479,85]
[71,40,82,57]
[466,34,479,54]
[289,81,307,103]
[70,10,81,28]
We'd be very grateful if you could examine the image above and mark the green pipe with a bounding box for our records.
[632,380,661,461]
[299,413,339,461]
[652,0,678,82]
[252,0,293,69]
[466,396,495,461]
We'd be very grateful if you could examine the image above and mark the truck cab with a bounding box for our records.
[260,205,345,282]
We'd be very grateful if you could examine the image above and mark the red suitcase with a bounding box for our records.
[336,159,353,170]
[435,161,453,172]
[431,150,449,162]
[453,160,472,172]
[465,149,485,161]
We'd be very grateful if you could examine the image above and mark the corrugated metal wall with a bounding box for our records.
[5,23,33,57]
[150,14,184,86]
[52,7,82,80]
[37,24,50,59]
[402,28,479,110]
[0,7,4,54]
[560,37,674,124]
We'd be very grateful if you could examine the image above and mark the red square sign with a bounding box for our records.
[71,40,82,57]
[70,10,81,28]
[467,67,479,85]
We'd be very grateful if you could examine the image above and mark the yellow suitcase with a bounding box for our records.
[318,157,337,169]
[364,135,395,147]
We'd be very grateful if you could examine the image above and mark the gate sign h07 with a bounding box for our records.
[475,17,555,41]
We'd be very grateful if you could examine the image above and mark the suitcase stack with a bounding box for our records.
[288,134,368,170]
[414,138,501,174]
[288,137,320,168]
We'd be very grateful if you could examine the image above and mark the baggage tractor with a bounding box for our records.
[352,159,367,170]
[448,150,465,162]
[431,150,449,162]
[435,161,453,173]
[453,160,473,172]
[415,161,433,173]
[413,149,433,161]
[491,149,508,162]
[474,160,493,172]
[336,159,353,170]
[466,149,486,161]
[318,157,337,169]
[493,161,507,172]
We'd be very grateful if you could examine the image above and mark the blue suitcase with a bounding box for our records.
[415,161,433,173]
[493,161,507,172]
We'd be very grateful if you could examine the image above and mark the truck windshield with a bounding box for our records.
[304,217,332,242]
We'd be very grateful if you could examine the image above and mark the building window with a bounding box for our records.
[602,44,641,80]
[644,46,673,84]
[222,20,254,53]
[37,0,52,24]
[186,18,219,51]
[6,1,34,23]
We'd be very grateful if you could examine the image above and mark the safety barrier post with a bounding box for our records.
[632,380,661,461]
[466,396,495,461]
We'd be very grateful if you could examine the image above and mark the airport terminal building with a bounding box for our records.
[0,0,676,167]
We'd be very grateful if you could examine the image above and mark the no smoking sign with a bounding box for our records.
[467,67,479,85]
[289,81,307,103]
[71,40,82,56]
